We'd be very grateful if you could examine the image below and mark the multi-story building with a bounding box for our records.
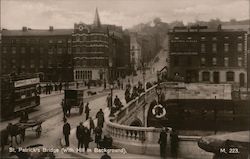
[1,27,73,81]
[168,25,248,87]
[1,9,130,83]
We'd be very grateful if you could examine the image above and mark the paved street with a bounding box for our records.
[0,88,124,159]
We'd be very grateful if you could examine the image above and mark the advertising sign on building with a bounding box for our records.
[14,78,40,88]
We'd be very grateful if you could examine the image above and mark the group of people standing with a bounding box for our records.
[62,105,106,153]
[125,81,145,103]
[158,128,179,159]
[37,82,64,95]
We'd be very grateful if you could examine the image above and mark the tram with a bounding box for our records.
[1,73,40,118]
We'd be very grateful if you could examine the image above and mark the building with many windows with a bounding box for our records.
[1,27,73,81]
[168,25,248,87]
[1,9,130,83]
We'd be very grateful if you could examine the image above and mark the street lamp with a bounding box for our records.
[109,82,115,117]
[156,85,162,104]
[157,71,160,84]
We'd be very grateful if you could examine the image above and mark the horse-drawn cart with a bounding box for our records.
[64,89,84,115]
[15,119,43,138]
[1,119,44,151]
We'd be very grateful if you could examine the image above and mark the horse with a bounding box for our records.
[6,124,25,147]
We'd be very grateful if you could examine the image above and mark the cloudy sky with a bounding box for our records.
[1,0,249,29]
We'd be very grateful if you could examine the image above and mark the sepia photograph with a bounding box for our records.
[0,0,249,158]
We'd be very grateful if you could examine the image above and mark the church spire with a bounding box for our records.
[93,8,101,27]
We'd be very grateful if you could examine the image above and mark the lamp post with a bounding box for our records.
[156,85,162,104]
[109,82,114,117]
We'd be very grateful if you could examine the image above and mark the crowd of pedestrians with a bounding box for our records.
[124,81,145,103]
[37,82,66,95]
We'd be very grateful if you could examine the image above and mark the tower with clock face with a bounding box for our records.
[74,23,89,33]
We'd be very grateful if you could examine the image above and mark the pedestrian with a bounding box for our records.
[89,117,95,134]
[61,99,67,117]
[158,127,168,159]
[79,101,84,115]
[76,122,84,150]
[85,102,90,120]
[59,82,62,92]
[94,126,102,148]
[83,126,91,154]
[96,109,104,128]
[170,129,179,158]
[45,84,48,94]
[106,94,111,109]
[100,152,111,159]
[63,118,71,147]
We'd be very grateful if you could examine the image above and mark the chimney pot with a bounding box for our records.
[22,26,27,31]
[49,26,54,31]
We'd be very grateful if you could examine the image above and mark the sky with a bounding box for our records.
[1,0,249,29]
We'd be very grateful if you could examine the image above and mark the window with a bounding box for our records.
[21,47,25,54]
[174,57,179,66]
[48,59,52,67]
[212,37,217,41]
[48,47,53,54]
[12,47,16,54]
[212,58,217,66]
[202,72,210,81]
[30,47,34,53]
[76,47,80,53]
[212,43,217,53]
[68,48,71,54]
[224,57,229,67]
[224,36,229,39]
[201,44,206,53]
[201,37,206,40]
[21,61,25,68]
[237,36,243,39]
[57,48,62,54]
[57,40,62,43]
[49,40,53,43]
[187,37,192,40]
[226,71,234,81]
[238,57,242,67]
[201,58,206,66]
[40,47,44,53]
[187,57,192,66]
[224,43,229,52]
[237,43,243,52]
[30,60,35,68]
[3,47,7,53]
[174,37,179,40]
[76,36,80,41]
[39,60,44,68]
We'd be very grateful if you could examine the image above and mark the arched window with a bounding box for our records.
[226,71,234,82]
[202,71,210,82]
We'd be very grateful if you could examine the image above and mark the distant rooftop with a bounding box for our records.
[2,28,73,36]
[169,25,247,33]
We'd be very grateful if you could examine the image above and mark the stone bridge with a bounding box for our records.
[104,82,233,159]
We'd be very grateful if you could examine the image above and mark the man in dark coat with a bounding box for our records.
[76,122,84,149]
[85,103,90,120]
[63,118,71,147]
[83,127,91,153]
[170,129,179,158]
[96,109,104,128]
[94,126,102,148]
[158,127,168,159]
[89,117,95,134]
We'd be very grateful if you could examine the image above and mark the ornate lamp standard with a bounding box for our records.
[156,85,162,104]
[109,82,115,117]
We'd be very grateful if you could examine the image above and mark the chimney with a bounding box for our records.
[22,26,27,31]
[49,26,54,31]
[217,24,222,31]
